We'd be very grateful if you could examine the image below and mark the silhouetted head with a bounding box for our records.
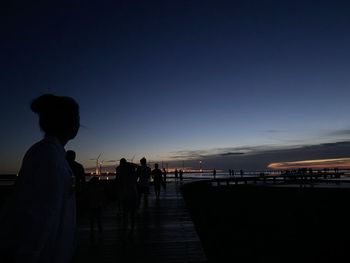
[155,163,159,169]
[66,150,76,162]
[140,157,147,166]
[120,158,127,166]
[31,94,80,145]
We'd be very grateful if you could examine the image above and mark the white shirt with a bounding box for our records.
[0,136,76,263]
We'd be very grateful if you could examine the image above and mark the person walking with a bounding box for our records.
[179,169,183,182]
[116,158,138,232]
[66,150,86,216]
[86,177,105,234]
[152,164,163,199]
[136,157,151,208]
[66,150,85,193]
[174,169,178,182]
[162,168,167,190]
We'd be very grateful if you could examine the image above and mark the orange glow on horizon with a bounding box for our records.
[268,157,350,170]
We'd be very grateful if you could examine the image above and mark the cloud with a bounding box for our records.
[164,141,350,171]
[84,141,350,172]
[219,152,245,156]
[329,129,350,137]
[268,157,350,170]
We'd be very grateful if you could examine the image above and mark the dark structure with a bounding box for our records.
[182,177,350,262]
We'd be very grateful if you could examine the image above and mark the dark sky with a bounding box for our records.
[2,0,350,173]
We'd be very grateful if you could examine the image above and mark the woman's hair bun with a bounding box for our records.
[30,94,57,114]
[30,94,79,135]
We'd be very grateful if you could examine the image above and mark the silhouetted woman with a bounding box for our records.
[0,94,80,263]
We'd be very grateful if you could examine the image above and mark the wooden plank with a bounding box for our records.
[73,182,207,263]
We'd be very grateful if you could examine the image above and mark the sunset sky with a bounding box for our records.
[2,1,350,173]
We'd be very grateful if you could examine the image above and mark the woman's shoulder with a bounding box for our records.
[24,137,64,163]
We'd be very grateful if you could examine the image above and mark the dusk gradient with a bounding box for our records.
[2,1,350,173]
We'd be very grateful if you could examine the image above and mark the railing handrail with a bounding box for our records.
[182,173,350,189]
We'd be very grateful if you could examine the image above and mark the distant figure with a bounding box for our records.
[240,169,244,177]
[229,169,232,176]
[0,94,80,263]
[162,168,167,190]
[179,169,183,181]
[213,168,216,179]
[66,150,85,217]
[116,158,138,232]
[232,170,235,177]
[86,177,105,234]
[174,169,178,181]
[152,164,163,199]
[66,150,85,194]
[136,157,151,208]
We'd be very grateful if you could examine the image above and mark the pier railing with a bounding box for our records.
[181,173,350,262]
[182,172,350,188]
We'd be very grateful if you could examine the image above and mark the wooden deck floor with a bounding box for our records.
[73,182,207,263]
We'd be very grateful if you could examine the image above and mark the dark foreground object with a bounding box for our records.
[74,182,207,263]
[182,180,350,263]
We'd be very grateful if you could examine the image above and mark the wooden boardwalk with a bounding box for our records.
[73,182,207,263]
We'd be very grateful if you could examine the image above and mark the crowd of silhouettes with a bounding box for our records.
[0,93,231,263]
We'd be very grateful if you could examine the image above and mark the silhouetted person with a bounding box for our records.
[66,150,85,196]
[179,169,183,182]
[174,169,178,181]
[162,168,167,190]
[229,169,232,176]
[66,150,85,218]
[136,157,151,208]
[0,94,80,263]
[213,168,216,179]
[116,158,138,232]
[86,177,105,234]
[240,169,244,177]
[152,164,163,199]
